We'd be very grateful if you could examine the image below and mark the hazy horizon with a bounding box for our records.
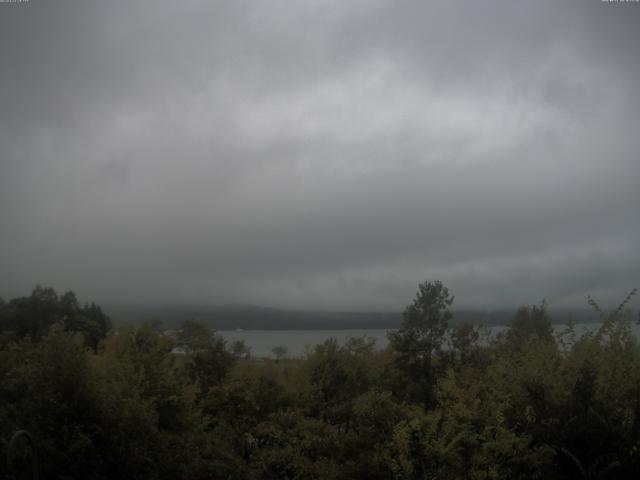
[2,1,639,311]
[3,285,636,314]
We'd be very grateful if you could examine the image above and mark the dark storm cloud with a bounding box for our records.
[1,0,639,310]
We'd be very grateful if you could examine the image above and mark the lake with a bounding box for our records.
[219,329,390,358]
[219,322,638,358]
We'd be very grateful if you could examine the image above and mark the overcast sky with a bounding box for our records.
[1,0,639,311]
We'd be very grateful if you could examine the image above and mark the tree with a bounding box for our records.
[388,280,454,408]
[449,321,481,365]
[307,338,373,428]
[178,320,236,393]
[505,301,553,350]
[67,301,111,351]
[177,319,214,351]
[271,345,288,362]
[231,339,251,359]
[0,287,110,349]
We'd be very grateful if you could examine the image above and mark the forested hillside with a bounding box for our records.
[1,283,639,479]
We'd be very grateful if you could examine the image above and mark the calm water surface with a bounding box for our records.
[219,322,638,358]
[219,329,390,358]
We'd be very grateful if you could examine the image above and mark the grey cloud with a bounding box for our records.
[1,0,639,311]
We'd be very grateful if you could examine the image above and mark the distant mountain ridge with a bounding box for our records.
[103,303,612,330]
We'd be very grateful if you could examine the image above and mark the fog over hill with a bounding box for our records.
[104,303,611,330]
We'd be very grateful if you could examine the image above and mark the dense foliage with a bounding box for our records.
[1,283,639,479]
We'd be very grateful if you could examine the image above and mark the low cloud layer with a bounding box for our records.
[1,1,639,310]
